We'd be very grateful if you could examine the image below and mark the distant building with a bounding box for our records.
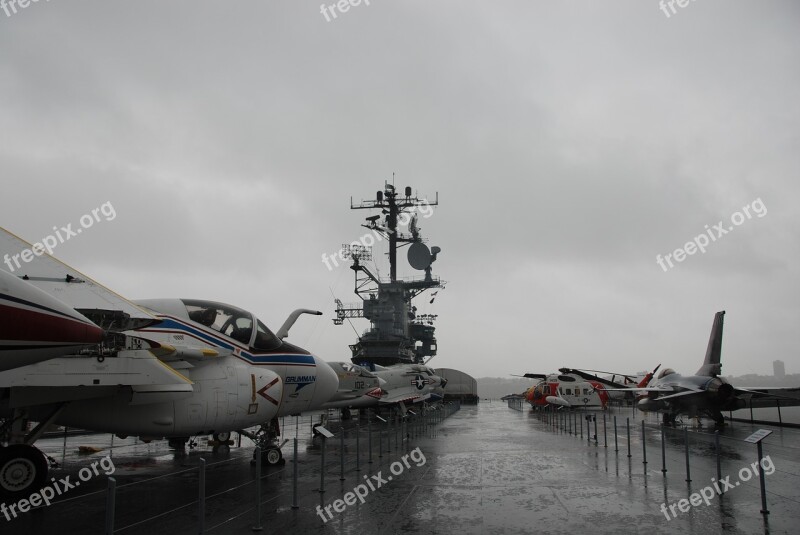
[773,360,786,378]
[437,368,479,404]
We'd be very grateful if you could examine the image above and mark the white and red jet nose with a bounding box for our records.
[0,269,104,371]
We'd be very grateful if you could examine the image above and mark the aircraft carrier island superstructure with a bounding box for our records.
[334,182,444,367]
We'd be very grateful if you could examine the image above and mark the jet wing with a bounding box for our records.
[653,389,704,401]
[601,387,675,393]
[0,349,194,407]
[0,227,157,331]
[379,387,431,405]
[733,386,800,407]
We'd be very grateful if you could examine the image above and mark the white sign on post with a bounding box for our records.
[743,429,773,444]
[315,425,334,438]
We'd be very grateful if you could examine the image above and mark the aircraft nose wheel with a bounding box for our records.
[212,432,231,443]
[265,448,283,465]
[0,445,48,498]
[251,447,284,466]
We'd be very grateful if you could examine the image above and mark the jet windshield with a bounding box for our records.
[340,363,378,378]
[182,299,281,350]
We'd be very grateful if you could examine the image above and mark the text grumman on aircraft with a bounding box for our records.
[0,227,338,498]
[600,311,800,426]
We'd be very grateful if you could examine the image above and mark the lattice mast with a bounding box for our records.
[334,182,444,366]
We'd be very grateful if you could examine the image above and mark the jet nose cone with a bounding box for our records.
[312,356,339,409]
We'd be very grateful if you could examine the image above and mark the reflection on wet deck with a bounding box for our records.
[3,401,798,534]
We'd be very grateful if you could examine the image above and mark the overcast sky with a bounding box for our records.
[2,1,798,380]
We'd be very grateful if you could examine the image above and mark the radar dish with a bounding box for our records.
[407,242,432,270]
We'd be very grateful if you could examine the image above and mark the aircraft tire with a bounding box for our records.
[213,432,231,443]
[265,448,282,465]
[0,444,48,499]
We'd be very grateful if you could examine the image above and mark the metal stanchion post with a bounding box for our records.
[253,447,263,531]
[62,427,68,465]
[198,458,206,535]
[614,416,618,453]
[641,420,647,466]
[594,415,598,445]
[356,421,361,471]
[715,431,722,490]
[626,418,631,458]
[603,414,607,447]
[340,427,345,481]
[368,412,373,464]
[661,425,667,473]
[684,427,691,483]
[292,439,299,509]
[757,441,769,515]
[319,436,327,493]
[105,477,116,535]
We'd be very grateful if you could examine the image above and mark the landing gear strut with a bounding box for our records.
[711,410,726,428]
[250,418,285,466]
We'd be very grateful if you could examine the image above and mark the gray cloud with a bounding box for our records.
[1,0,798,379]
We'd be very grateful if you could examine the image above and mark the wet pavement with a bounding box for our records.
[2,401,798,534]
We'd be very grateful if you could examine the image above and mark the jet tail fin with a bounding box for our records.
[696,311,725,376]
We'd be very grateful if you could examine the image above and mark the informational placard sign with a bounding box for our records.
[744,429,773,444]
[315,425,334,438]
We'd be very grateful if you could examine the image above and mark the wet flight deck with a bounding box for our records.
[3,402,798,534]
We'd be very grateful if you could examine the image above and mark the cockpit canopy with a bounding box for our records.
[182,299,281,351]
[339,362,378,378]
[410,364,435,376]
[657,367,676,380]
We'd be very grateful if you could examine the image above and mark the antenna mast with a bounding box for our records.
[335,181,444,366]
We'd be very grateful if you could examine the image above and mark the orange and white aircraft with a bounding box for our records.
[522,372,610,409]
[521,366,660,409]
[560,365,662,403]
